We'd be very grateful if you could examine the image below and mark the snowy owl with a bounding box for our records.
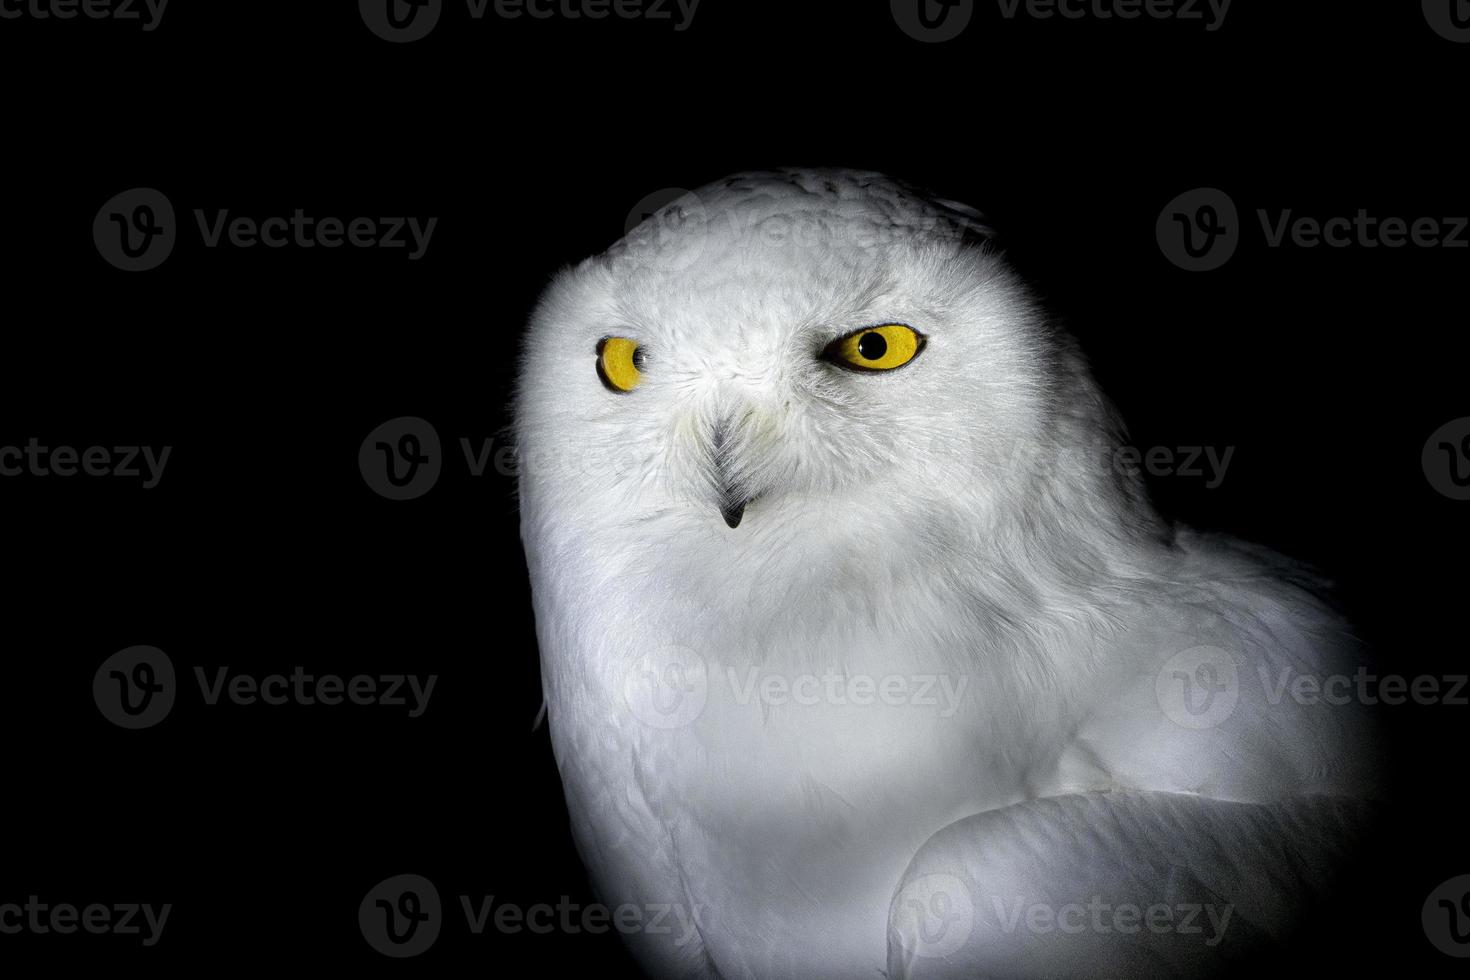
[515,169,1383,979]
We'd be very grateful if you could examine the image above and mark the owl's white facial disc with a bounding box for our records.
[515,170,1078,590]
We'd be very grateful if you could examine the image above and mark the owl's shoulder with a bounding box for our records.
[1050,531,1381,802]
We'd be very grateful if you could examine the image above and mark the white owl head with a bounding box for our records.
[515,169,1147,599]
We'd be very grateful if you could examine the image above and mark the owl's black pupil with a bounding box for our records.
[857,332,887,360]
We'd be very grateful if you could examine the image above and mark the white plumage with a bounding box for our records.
[515,169,1382,979]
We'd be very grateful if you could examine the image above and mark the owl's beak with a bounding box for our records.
[711,414,750,529]
[719,496,746,529]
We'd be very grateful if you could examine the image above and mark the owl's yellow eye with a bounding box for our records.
[597,336,644,392]
[823,324,925,372]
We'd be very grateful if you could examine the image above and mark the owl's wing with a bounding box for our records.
[886,790,1375,979]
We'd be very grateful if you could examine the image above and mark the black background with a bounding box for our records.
[1,0,1466,974]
